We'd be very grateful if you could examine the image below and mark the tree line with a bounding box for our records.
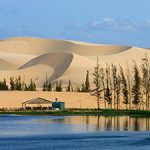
[3,54,150,110]
[0,72,90,92]
[92,55,150,110]
[42,70,90,92]
[0,76,36,91]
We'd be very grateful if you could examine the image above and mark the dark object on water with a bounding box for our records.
[52,102,65,110]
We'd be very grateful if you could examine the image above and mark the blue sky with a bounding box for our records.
[0,0,150,47]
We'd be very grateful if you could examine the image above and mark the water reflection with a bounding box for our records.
[38,116,150,132]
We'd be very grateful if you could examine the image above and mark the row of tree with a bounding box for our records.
[42,70,91,92]
[92,55,150,110]
[2,55,150,111]
[42,80,63,92]
[0,73,90,92]
[0,76,36,91]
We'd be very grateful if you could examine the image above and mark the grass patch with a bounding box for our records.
[1,109,150,116]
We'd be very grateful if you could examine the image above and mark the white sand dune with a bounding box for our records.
[60,53,95,85]
[0,65,54,87]
[0,37,149,88]
[19,52,74,82]
[98,47,150,67]
[0,52,36,70]
[0,59,16,70]
[16,52,95,87]
[0,37,131,55]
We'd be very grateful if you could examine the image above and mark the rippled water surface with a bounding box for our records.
[0,115,150,150]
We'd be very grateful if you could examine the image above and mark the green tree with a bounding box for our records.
[116,75,121,109]
[42,82,47,91]
[24,83,29,91]
[47,82,52,91]
[3,78,8,90]
[28,79,36,91]
[99,67,106,108]
[111,64,118,109]
[92,58,102,110]
[141,54,150,110]
[0,79,8,90]
[85,70,90,92]
[10,77,15,90]
[15,76,22,90]
[126,63,132,109]
[120,66,129,109]
[56,80,62,92]
[104,66,112,109]
[42,79,52,91]
[132,63,141,109]
[67,80,72,92]
[81,83,86,92]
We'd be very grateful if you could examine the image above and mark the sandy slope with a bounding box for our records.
[98,47,150,67]
[60,53,95,85]
[0,51,95,87]
[0,37,149,88]
[0,37,131,55]
[19,52,74,82]
[0,65,54,87]
[0,52,35,70]
[19,52,95,85]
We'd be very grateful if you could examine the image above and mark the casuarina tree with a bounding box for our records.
[132,63,141,109]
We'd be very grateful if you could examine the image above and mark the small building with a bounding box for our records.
[22,97,53,110]
[52,101,65,110]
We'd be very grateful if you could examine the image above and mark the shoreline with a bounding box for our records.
[1,109,150,117]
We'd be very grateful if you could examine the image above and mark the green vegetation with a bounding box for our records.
[0,79,8,90]
[28,79,36,91]
[132,63,141,107]
[92,58,102,110]
[42,80,52,91]
[9,77,15,90]
[55,80,62,92]
[77,70,91,92]
[120,66,129,108]
[67,80,72,92]
[0,76,37,91]
[81,70,90,92]
[1,109,150,116]
[91,55,150,111]
[104,66,112,108]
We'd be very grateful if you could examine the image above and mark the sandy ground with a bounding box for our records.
[0,91,140,110]
[0,91,97,109]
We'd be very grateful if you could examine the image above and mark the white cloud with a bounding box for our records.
[89,17,136,31]
[103,17,114,23]
[64,18,150,47]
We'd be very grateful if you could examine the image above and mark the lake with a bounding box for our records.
[0,115,150,150]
